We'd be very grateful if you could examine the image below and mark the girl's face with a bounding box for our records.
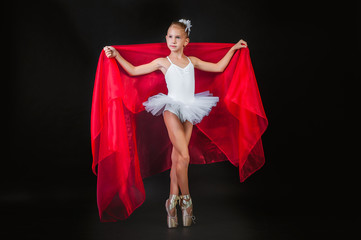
[166,25,189,52]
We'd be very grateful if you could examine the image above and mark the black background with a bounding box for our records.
[5,0,356,239]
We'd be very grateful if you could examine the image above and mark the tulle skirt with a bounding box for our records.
[143,91,219,124]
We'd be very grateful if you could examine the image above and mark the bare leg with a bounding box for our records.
[179,120,193,193]
[164,111,193,196]
[169,121,193,194]
[169,146,179,196]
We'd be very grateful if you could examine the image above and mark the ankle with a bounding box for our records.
[169,193,178,199]
[168,195,179,209]
[179,194,192,209]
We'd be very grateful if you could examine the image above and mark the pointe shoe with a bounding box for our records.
[165,194,179,228]
[179,194,196,227]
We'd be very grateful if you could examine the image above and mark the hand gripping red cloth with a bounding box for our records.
[91,42,268,222]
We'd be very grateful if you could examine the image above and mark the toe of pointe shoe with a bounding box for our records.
[165,199,178,228]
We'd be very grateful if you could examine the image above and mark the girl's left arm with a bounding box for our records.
[191,39,247,73]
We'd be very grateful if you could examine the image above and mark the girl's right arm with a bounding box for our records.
[104,46,162,76]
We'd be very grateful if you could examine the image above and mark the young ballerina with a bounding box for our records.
[103,19,247,228]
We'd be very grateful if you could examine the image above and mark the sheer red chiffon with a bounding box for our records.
[91,42,268,222]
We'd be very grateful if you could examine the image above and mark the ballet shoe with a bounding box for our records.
[165,194,179,228]
[179,194,196,227]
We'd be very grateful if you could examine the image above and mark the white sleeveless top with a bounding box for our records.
[165,56,195,103]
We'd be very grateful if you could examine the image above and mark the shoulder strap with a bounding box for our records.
[166,56,173,64]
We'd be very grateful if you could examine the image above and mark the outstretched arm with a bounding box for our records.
[191,39,247,73]
[103,46,162,76]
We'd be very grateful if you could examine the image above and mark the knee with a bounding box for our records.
[179,153,190,164]
[176,154,190,171]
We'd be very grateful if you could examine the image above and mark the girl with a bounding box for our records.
[103,19,247,228]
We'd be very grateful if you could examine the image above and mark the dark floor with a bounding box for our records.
[2,162,345,240]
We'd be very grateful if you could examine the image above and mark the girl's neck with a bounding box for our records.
[169,50,186,59]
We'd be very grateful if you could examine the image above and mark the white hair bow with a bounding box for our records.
[178,19,192,36]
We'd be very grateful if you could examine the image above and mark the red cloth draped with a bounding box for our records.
[91,42,268,222]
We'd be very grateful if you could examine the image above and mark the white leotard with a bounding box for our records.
[143,55,219,124]
[165,56,195,103]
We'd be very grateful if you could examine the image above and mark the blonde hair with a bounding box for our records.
[169,21,190,38]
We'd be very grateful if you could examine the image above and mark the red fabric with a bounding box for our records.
[91,42,268,222]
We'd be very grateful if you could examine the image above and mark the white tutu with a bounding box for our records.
[143,91,219,124]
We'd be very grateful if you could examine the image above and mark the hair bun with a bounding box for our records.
[178,19,192,36]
